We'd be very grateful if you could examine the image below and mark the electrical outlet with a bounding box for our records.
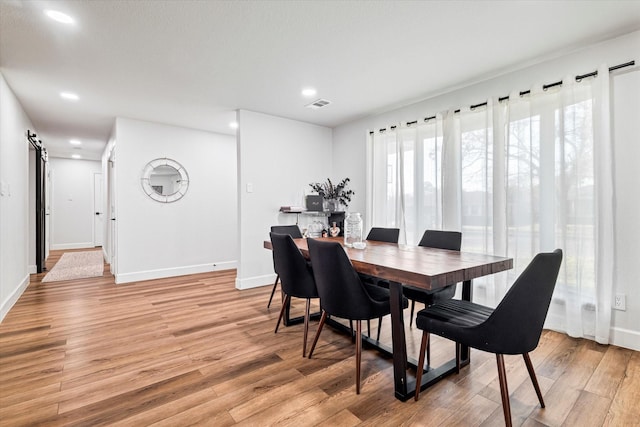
[614,294,626,311]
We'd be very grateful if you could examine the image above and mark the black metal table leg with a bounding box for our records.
[282,290,321,326]
[403,279,474,400]
[389,281,408,399]
[459,279,472,365]
[304,278,475,401]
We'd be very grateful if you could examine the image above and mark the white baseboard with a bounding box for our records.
[610,326,640,351]
[114,261,237,284]
[28,264,37,274]
[235,273,276,290]
[51,242,96,250]
[0,273,30,323]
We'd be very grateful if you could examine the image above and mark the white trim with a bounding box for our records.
[28,264,37,274]
[235,273,276,290]
[51,242,96,250]
[114,261,237,284]
[0,273,29,322]
[610,326,640,351]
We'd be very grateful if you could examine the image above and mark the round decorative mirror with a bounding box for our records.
[141,158,189,203]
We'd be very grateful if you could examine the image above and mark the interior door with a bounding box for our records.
[93,173,104,247]
[27,131,48,273]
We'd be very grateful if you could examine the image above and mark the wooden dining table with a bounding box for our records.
[263,236,513,401]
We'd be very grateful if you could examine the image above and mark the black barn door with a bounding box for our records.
[28,131,47,273]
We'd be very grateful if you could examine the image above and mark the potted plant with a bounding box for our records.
[309,178,354,212]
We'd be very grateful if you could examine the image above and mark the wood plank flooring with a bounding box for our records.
[1,249,638,426]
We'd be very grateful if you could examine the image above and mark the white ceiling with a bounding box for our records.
[1,0,639,161]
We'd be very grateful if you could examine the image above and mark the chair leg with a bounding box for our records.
[274,294,290,333]
[409,300,415,327]
[356,320,362,394]
[308,310,328,359]
[376,316,382,342]
[496,354,513,427]
[367,319,371,337]
[349,320,355,342]
[455,342,460,374]
[267,274,279,308]
[302,298,311,357]
[414,331,429,401]
[523,353,545,408]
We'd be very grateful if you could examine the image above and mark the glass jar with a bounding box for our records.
[308,220,324,238]
[344,212,363,248]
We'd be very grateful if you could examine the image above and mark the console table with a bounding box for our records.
[280,210,345,236]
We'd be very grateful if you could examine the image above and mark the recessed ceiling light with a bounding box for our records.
[60,92,79,101]
[44,10,75,25]
[69,139,82,145]
[71,154,82,159]
[302,87,317,98]
[229,121,239,129]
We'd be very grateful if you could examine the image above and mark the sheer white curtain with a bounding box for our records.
[368,65,614,343]
[368,118,443,245]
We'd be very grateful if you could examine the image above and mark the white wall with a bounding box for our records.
[610,67,640,350]
[236,110,332,289]
[0,73,32,322]
[28,150,36,273]
[332,30,640,350]
[49,157,102,250]
[114,118,237,283]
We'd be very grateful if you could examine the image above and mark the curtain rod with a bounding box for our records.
[370,60,635,135]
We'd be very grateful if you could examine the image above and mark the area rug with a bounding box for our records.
[42,251,104,282]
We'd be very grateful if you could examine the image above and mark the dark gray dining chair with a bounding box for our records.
[360,227,400,287]
[414,249,563,427]
[404,230,462,327]
[403,230,461,367]
[270,232,319,357]
[366,227,400,243]
[268,225,303,308]
[307,238,406,394]
[361,227,400,338]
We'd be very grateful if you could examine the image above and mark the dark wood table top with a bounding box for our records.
[264,237,513,290]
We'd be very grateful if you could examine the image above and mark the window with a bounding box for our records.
[368,68,614,342]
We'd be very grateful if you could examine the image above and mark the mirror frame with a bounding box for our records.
[141,158,189,203]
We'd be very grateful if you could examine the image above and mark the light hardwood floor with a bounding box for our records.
[1,249,638,426]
